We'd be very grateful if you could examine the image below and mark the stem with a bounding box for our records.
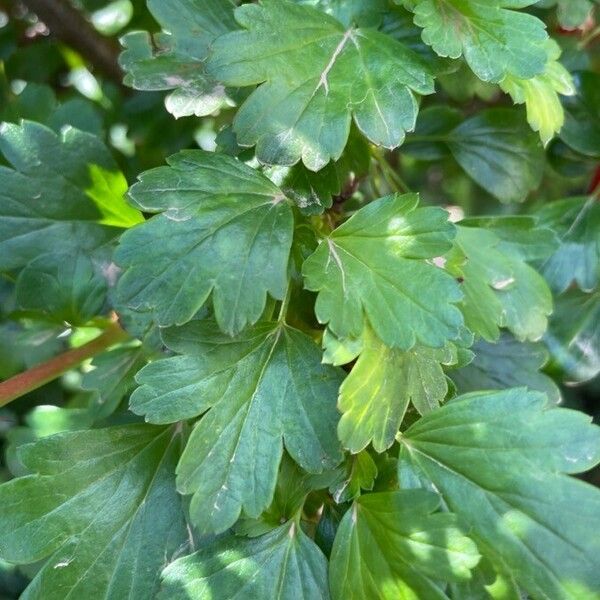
[579,26,600,49]
[19,0,124,84]
[0,320,128,407]
[372,148,411,194]
[277,284,293,324]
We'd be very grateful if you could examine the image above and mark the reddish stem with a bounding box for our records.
[0,320,128,408]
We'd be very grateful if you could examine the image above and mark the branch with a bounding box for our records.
[19,0,124,84]
[0,320,129,408]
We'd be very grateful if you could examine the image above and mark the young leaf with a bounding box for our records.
[302,193,464,350]
[536,197,600,293]
[160,522,329,600]
[329,490,480,600]
[0,425,189,599]
[131,320,343,534]
[500,40,575,145]
[119,0,238,118]
[338,326,456,453]
[404,0,548,83]
[0,121,140,271]
[450,334,560,403]
[399,388,600,600]
[207,0,434,170]
[114,150,293,333]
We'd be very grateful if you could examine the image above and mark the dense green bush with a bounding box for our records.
[0,1,599,598]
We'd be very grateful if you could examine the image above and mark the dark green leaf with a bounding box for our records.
[0,121,140,271]
[0,425,189,599]
[450,334,560,403]
[131,320,343,533]
[119,0,238,118]
[545,290,600,383]
[207,0,434,170]
[114,150,294,333]
[536,197,600,293]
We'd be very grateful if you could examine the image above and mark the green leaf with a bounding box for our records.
[207,0,434,170]
[554,0,596,30]
[236,453,342,537]
[297,0,388,27]
[404,0,548,83]
[329,490,480,600]
[500,40,575,145]
[461,215,559,262]
[303,193,464,349]
[560,71,600,158]
[119,0,238,118]
[330,450,377,503]
[338,326,456,453]
[0,425,188,599]
[447,224,552,342]
[15,252,107,326]
[545,289,600,384]
[0,121,140,271]
[267,128,370,215]
[81,346,146,420]
[114,150,293,333]
[131,320,343,533]
[450,334,560,403]
[445,109,544,203]
[536,197,600,293]
[160,522,329,600]
[399,388,600,600]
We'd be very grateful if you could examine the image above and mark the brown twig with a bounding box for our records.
[19,0,124,84]
[0,319,128,407]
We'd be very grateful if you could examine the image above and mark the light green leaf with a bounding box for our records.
[450,334,560,402]
[399,388,600,600]
[405,0,548,82]
[0,121,139,271]
[447,224,552,342]
[329,490,480,600]
[119,0,238,118]
[207,0,434,170]
[0,425,188,599]
[545,289,600,384]
[114,150,293,333]
[338,326,456,453]
[15,252,107,326]
[131,320,343,534]
[536,197,600,293]
[500,40,575,145]
[160,522,329,600]
[303,193,464,349]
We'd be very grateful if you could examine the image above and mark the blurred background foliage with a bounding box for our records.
[0,1,599,596]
